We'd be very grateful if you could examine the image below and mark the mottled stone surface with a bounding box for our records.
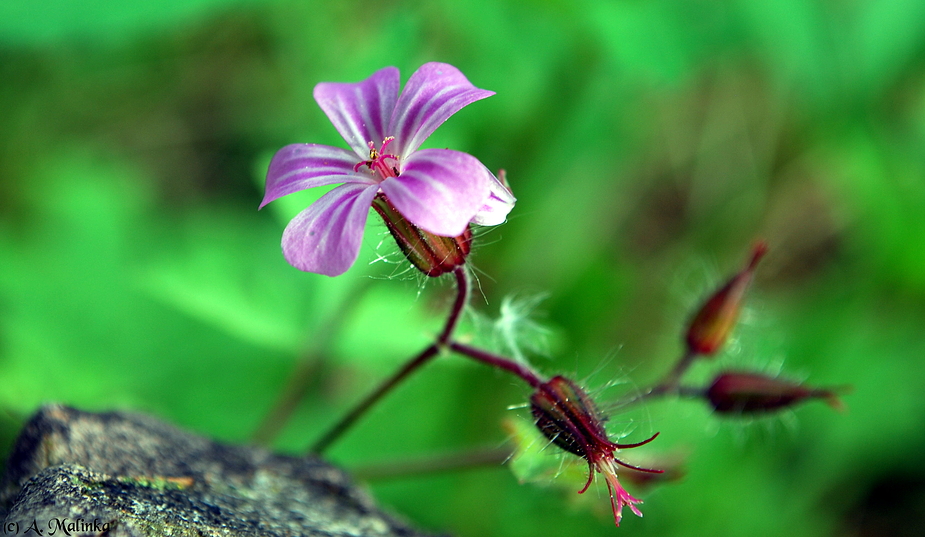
[0,405,434,537]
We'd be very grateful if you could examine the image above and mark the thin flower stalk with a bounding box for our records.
[309,267,470,454]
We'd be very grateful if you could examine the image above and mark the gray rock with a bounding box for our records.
[0,405,436,537]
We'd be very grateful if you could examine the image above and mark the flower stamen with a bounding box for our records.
[354,137,401,180]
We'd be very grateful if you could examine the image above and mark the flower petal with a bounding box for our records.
[261,144,375,208]
[388,63,494,157]
[471,169,516,226]
[314,66,400,158]
[281,182,379,276]
[380,148,491,236]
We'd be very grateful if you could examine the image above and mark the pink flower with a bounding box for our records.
[261,63,514,276]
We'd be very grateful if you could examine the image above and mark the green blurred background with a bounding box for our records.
[2,0,924,535]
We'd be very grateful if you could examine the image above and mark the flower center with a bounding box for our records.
[354,137,400,181]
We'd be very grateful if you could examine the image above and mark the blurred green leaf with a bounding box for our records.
[0,0,275,44]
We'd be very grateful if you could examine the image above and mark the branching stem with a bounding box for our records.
[448,342,543,389]
[612,349,703,409]
[309,267,470,455]
[309,263,704,456]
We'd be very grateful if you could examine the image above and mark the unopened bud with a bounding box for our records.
[706,371,844,414]
[686,242,767,355]
[372,193,471,277]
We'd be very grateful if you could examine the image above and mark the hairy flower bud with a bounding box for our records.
[530,376,661,526]
[372,193,471,277]
[531,376,607,457]
[686,242,768,355]
[706,371,844,414]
